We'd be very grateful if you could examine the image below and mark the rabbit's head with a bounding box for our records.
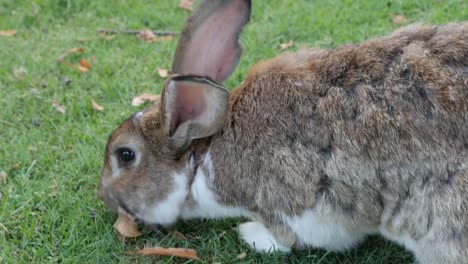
[98,0,251,225]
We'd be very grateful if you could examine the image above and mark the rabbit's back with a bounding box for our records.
[213,23,468,222]
[233,22,468,164]
[312,22,468,161]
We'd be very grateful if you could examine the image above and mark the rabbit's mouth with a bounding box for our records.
[118,203,166,231]
[117,206,165,234]
[116,199,140,221]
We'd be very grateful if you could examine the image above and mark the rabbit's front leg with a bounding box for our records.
[238,222,292,253]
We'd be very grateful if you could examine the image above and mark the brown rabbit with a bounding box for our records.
[98,0,468,263]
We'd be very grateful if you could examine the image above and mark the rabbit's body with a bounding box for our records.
[179,23,468,263]
[98,0,468,263]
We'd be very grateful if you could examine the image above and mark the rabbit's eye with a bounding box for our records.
[117,148,135,164]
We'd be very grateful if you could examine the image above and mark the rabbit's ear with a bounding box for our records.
[162,76,229,149]
[172,0,251,83]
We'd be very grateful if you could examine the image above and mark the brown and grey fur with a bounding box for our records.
[98,0,468,263]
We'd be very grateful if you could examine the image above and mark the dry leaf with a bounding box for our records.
[237,252,247,260]
[138,29,156,43]
[392,15,408,24]
[0,29,17,37]
[172,230,187,240]
[80,57,95,72]
[114,208,142,238]
[77,66,90,73]
[130,246,200,260]
[65,47,85,54]
[179,0,195,11]
[52,100,66,114]
[59,56,94,73]
[280,40,295,50]
[157,68,169,78]
[0,171,6,185]
[91,99,104,111]
[137,31,173,43]
[132,93,161,107]
[57,47,84,62]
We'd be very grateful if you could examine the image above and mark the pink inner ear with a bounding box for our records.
[172,85,207,131]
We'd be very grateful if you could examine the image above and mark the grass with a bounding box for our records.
[0,0,466,263]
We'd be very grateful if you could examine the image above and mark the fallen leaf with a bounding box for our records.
[0,171,6,185]
[392,15,408,24]
[65,47,85,54]
[91,99,104,111]
[179,0,195,11]
[0,29,17,37]
[172,230,187,240]
[114,208,142,238]
[80,57,95,71]
[237,252,247,260]
[130,246,200,260]
[57,48,89,72]
[138,29,156,43]
[132,93,161,107]
[59,56,94,73]
[157,67,169,78]
[52,100,66,114]
[77,66,90,73]
[280,40,295,50]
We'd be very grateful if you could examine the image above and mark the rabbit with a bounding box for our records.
[98,0,468,263]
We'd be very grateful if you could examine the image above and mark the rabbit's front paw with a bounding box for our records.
[238,221,291,253]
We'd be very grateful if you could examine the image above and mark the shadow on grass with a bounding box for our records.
[114,217,414,264]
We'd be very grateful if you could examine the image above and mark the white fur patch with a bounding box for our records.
[138,172,189,225]
[379,229,418,252]
[239,222,291,253]
[110,156,120,179]
[181,152,251,219]
[281,209,367,251]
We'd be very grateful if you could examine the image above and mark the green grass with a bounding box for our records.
[0,0,466,263]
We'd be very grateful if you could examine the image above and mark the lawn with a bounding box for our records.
[0,0,466,263]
